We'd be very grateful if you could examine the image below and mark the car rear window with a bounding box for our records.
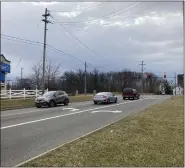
[123,88,133,93]
[96,92,106,95]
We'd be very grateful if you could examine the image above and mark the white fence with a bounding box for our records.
[0,88,48,99]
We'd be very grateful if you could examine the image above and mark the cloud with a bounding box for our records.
[1,2,183,81]
[57,11,82,18]
[30,2,60,6]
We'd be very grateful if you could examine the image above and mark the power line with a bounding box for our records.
[46,44,107,71]
[1,34,43,45]
[52,7,149,71]
[2,34,113,71]
[52,17,112,61]
[2,36,43,47]
[54,2,138,24]
[51,2,108,13]
[46,44,86,64]
[1,34,100,69]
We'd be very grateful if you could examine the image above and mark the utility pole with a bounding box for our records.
[84,62,87,95]
[0,1,1,55]
[139,61,146,93]
[183,0,185,97]
[41,8,51,94]
[21,68,23,88]
[21,68,23,80]
[109,75,112,92]
[175,72,177,95]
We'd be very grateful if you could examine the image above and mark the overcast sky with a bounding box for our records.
[1,1,183,81]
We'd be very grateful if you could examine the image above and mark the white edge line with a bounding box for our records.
[1,100,142,130]
[1,102,92,117]
[15,99,146,167]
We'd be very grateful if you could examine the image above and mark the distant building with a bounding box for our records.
[173,86,184,95]
[159,83,165,94]
[0,54,11,90]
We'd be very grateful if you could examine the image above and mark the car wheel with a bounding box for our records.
[49,100,56,107]
[94,101,97,105]
[123,97,125,100]
[64,99,69,106]
[107,99,110,104]
[114,98,117,103]
[36,105,41,108]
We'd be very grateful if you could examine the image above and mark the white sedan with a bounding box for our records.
[93,92,118,104]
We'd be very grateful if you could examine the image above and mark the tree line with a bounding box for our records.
[10,60,166,94]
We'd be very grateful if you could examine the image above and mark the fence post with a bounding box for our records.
[36,88,38,97]
[9,88,11,99]
[23,88,26,99]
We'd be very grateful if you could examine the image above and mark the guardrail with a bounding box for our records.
[0,88,48,99]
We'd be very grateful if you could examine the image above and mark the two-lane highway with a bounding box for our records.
[1,95,170,166]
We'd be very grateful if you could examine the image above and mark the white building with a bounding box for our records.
[173,86,184,95]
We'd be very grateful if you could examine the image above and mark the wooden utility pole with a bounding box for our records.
[21,68,23,80]
[84,62,87,95]
[183,1,185,96]
[41,8,51,94]
[0,1,1,55]
[175,72,177,95]
[139,61,146,93]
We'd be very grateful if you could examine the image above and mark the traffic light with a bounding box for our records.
[164,73,166,79]
[148,74,151,79]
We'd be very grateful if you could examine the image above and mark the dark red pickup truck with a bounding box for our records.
[122,88,140,100]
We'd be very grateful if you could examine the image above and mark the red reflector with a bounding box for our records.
[103,96,107,99]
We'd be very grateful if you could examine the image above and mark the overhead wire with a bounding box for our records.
[1,2,152,73]
[50,2,108,13]
[1,34,43,45]
[52,16,113,61]
[54,2,138,24]
[1,36,43,47]
[1,34,108,71]
[50,2,144,71]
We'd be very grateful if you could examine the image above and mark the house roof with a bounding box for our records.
[0,54,11,63]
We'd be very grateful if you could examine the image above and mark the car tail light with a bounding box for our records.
[103,96,107,99]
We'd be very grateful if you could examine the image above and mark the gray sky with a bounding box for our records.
[1,1,183,81]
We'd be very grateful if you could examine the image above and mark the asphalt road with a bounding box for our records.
[1,95,170,167]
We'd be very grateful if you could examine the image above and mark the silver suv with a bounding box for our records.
[35,91,69,108]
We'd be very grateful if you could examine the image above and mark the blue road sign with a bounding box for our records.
[1,62,10,73]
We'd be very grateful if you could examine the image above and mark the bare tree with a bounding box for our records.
[45,59,60,90]
[31,63,42,89]
[30,60,60,90]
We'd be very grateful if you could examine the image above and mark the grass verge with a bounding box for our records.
[20,96,184,167]
[1,95,93,111]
